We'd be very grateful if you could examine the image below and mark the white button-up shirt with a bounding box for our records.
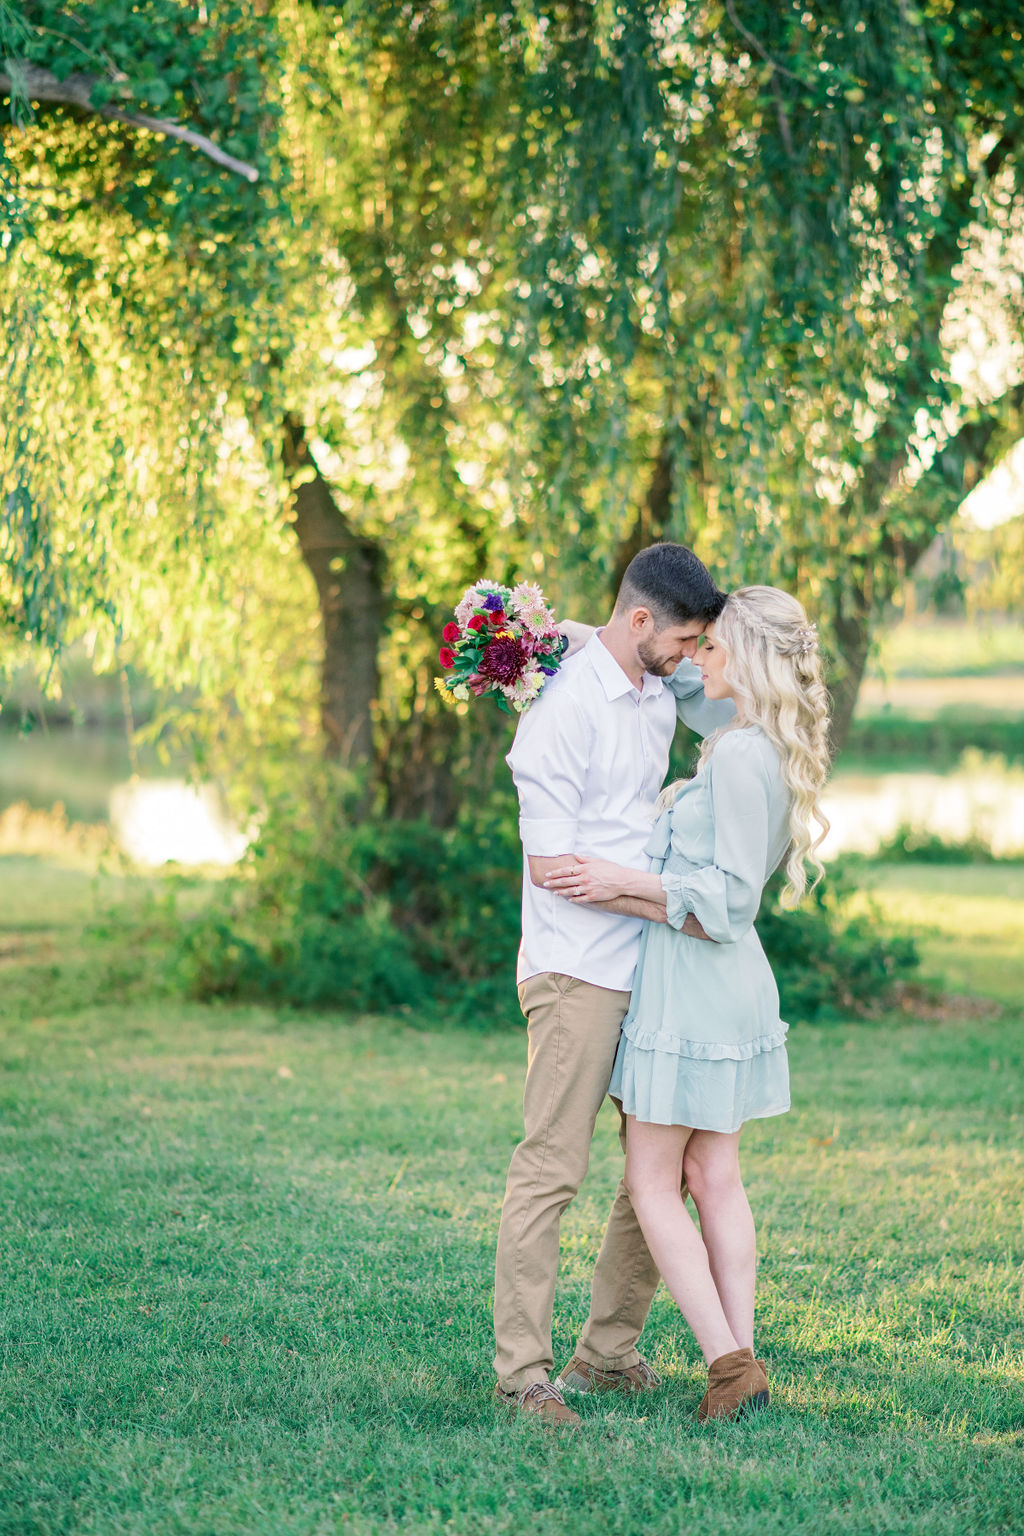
[507,632,733,991]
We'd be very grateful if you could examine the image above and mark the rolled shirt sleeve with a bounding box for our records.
[660,732,773,942]
[507,693,592,855]
[666,658,736,738]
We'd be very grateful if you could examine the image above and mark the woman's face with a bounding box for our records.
[698,623,733,700]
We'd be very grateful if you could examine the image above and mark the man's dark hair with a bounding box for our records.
[615,543,725,626]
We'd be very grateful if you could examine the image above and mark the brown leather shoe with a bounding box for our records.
[494,1380,581,1429]
[697,1355,769,1420]
[555,1354,661,1394]
[697,1348,770,1422]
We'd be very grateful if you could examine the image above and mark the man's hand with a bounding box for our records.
[681,913,715,942]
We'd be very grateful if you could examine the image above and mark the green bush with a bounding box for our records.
[177,774,523,1020]
[869,822,1001,864]
[756,860,919,1021]
[176,773,918,1025]
[843,712,1024,769]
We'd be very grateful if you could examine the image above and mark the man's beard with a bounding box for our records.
[637,637,681,676]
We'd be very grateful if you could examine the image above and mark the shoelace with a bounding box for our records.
[631,1360,661,1389]
[585,1359,661,1389]
[521,1381,566,1404]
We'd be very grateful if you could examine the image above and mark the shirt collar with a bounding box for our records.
[587,631,666,702]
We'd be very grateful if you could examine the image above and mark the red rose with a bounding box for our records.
[467,615,485,631]
[439,646,455,668]
[442,621,459,642]
[489,610,505,624]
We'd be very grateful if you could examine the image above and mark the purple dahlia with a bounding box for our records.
[478,635,528,685]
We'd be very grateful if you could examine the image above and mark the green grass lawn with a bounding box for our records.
[857,862,1024,1008]
[1,858,1022,1535]
[868,618,1024,680]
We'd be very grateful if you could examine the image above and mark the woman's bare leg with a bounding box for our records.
[624,1117,740,1364]
[682,1130,756,1351]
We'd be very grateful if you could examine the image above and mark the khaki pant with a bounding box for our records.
[493,972,666,1392]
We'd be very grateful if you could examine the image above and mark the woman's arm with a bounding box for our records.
[557,620,596,658]
[543,857,714,937]
[661,735,773,943]
[542,855,665,905]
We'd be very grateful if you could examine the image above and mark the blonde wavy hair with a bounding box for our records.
[661,585,831,906]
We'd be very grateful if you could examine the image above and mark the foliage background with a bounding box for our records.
[3,0,1024,788]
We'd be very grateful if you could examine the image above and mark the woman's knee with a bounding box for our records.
[683,1136,742,1204]
[624,1119,691,1216]
[625,1159,689,1215]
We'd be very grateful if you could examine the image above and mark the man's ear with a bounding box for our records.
[628,606,654,635]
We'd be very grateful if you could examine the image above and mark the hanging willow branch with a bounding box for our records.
[0,60,259,181]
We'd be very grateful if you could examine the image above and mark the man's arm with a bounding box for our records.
[590,899,712,936]
[591,895,669,923]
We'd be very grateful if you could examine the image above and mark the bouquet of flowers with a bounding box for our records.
[434,580,566,714]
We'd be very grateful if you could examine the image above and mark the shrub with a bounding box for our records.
[756,860,919,1021]
[869,823,1000,864]
[176,772,918,1026]
[177,772,524,1020]
[843,712,1024,769]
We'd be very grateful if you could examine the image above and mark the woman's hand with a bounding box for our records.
[543,854,632,903]
[557,619,596,659]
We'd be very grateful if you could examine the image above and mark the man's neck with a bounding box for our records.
[597,620,645,690]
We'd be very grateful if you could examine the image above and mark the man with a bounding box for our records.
[494,542,734,1427]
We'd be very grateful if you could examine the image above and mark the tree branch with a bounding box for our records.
[0,61,259,182]
[881,382,1024,564]
[827,380,1024,753]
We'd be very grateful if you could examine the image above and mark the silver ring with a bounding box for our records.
[576,885,583,896]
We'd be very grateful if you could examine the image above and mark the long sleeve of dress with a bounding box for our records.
[660,733,773,943]
[665,659,736,738]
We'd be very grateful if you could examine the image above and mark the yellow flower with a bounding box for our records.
[433,677,456,704]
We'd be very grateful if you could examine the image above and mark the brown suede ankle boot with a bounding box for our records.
[697,1348,770,1422]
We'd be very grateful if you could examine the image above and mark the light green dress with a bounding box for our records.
[608,726,792,1133]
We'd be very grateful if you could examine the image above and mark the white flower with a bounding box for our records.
[451,683,470,701]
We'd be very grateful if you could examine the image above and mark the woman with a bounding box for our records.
[544,586,830,1421]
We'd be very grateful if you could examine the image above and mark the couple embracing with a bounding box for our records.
[493,542,830,1429]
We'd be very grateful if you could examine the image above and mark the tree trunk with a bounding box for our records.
[610,435,674,595]
[281,414,385,768]
[826,586,873,757]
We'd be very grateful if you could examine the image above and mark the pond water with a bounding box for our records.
[820,765,1024,857]
[2,726,1023,866]
[0,728,247,865]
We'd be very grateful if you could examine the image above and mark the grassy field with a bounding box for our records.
[867,618,1024,681]
[1,856,1022,1534]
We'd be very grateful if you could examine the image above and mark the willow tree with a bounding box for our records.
[432,0,1024,746]
[0,0,313,765]
[4,0,1023,809]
